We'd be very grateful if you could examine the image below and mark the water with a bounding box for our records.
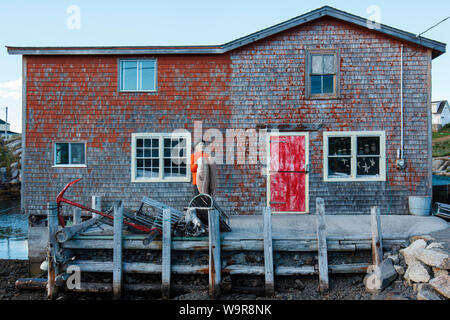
[0,199,28,260]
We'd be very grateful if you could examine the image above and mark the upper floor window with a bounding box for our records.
[306,50,339,99]
[54,142,86,167]
[119,59,156,92]
[131,133,191,183]
[323,131,386,182]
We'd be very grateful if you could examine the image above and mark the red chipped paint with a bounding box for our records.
[270,136,306,213]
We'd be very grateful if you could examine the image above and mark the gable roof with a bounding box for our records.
[7,6,446,59]
[433,101,449,114]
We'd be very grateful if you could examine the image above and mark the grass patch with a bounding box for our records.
[433,124,450,140]
[433,140,450,157]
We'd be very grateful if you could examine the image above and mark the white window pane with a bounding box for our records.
[311,55,323,74]
[323,55,335,74]
[140,61,155,91]
[121,61,137,91]
[70,143,85,165]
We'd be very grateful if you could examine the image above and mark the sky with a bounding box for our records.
[0,0,449,133]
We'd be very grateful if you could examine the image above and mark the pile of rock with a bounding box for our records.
[433,157,450,176]
[0,137,21,191]
[400,238,449,300]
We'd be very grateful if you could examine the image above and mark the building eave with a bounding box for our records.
[6,6,446,59]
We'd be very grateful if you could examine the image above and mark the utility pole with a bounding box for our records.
[5,106,8,140]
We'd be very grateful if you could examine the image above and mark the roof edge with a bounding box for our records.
[7,6,446,58]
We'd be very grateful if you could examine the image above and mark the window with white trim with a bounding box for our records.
[323,132,386,182]
[120,59,156,91]
[54,142,86,166]
[306,49,339,99]
[131,133,191,182]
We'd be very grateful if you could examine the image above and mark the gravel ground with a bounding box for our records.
[0,258,416,301]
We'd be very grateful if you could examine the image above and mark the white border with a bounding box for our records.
[131,132,191,183]
[53,141,87,168]
[119,59,157,92]
[323,131,386,182]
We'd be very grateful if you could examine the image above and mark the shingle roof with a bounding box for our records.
[433,101,449,114]
[6,6,446,59]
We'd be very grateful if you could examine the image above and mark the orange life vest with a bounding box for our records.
[190,152,209,185]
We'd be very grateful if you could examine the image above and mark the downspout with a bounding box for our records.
[397,45,407,170]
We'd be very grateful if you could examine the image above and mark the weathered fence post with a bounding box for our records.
[263,207,275,297]
[47,202,59,300]
[92,195,102,218]
[73,207,82,225]
[371,206,383,267]
[113,200,123,300]
[316,198,329,295]
[208,209,221,299]
[161,209,171,299]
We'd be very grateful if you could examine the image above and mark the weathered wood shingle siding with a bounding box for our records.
[23,17,431,216]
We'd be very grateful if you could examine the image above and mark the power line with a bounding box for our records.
[418,16,450,38]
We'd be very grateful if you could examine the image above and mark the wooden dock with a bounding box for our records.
[36,199,449,299]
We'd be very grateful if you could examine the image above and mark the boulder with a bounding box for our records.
[400,239,427,266]
[417,284,445,300]
[427,242,445,250]
[433,160,445,172]
[432,267,449,278]
[387,255,400,265]
[404,261,431,283]
[415,248,450,270]
[429,275,450,299]
[394,265,405,276]
[364,259,398,293]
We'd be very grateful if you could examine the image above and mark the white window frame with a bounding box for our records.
[119,59,157,92]
[53,142,87,168]
[323,131,386,182]
[131,133,191,183]
[306,49,340,99]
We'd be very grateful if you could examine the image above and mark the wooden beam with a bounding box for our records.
[371,206,383,267]
[73,207,82,225]
[208,209,221,299]
[316,198,329,295]
[263,207,275,297]
[61,261,371,276]
[55,216,102,243]
[161,209,171,299]
[113,200,123,300]
[61,238,408,252]
[47,202,59,300]
[92,196,102,218]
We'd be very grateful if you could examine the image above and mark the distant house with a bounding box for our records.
[432,100,450,132]
[0,119,19,138]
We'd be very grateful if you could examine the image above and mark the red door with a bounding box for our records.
[269,134,308,213]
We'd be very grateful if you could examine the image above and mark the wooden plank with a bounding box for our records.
[55,216,102,243]
[371,206,383,267]
[208,209,221,299]
[92,196,102,218]
[161,209,171,299]
[113,200,123,300]
[263,207,274,297]
[316,198,329,294]
[47,202,59,300]
[61,261,370,276]
[73,207,82,225]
